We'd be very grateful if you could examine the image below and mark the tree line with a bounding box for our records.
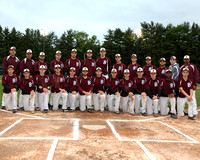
[0,21,200,69]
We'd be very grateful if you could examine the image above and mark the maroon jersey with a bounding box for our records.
[119,78,134,97]
[34,75,50,93]
[77,76,93,95]
[112,63,126,79]
[20,77,35,94]
[133,77,147,93]
[127,63,140,80]
[156,66,168,80]
[96,57,111,75]
[81,59,96,77]
[50,60,65,75]
[50,74,65,93]
[179,64,199,86]
[177,78,194,98]
[65,58,81,76]
[143,65,156,78]
[3,55,20,75]
[92,76,106,93]
[20,58,35,77]
[2,74,20,93]
[158,79,176,97]
[34,61,49,75]
[145,78,160,96]
[106,77,120,95]
[65,77,78,92]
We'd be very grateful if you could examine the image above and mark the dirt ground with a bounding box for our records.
[0,107,200,160]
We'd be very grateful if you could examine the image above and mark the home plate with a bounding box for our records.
[82,125,106,130]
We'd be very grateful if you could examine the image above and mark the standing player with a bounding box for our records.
[112,54,126,79]
[127,54,140,80]
[77,67,94,112]
[143,56,156,78]
[119,69,135,115]
[34,65,50,113]
[50,65,68,111]
[179,55,199,117]
[133,67,147,116]
[81,50,96,77]
[92,67,106,112]
[177,68,195,120]
[157,58,168,80]
[34,52,49,75]
[96,48,111,79]
[2,65,20,113]
[106,68,121,114]
[145,69,160,117]
[65,67,79,112]
[20,69,35,114]
[65,49,81,76]
[50,51,65,75]
[169,56,179,80]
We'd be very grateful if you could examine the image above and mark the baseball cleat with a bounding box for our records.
[43,109,48,113]
[48,104,53,110]
[12,109,17,113]
[62,109,68,112]
[184,112,188,115]
[154,113,158,117]
[1,106,5,109]
[100,110,104,113]
[19,107,24,111]
[88,109,94,113]
[188,117,195,120]
[31,110,35,114]
[142,112,146,116]
[171,114,177,119]
[130,112,135,115]
[115,110,120,114]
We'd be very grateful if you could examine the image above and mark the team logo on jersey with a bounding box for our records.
[103,60,107,65]
[187,82,191,88]
[12,78,17,83]
[76,62,79,67]
[154,82,158,87]
[88,80,91,85]
[60,78,64,82]
[92,62,95,67]
[29,82,33,87]
[45,78,49,83]
[61,64,64,68]
[161,70,166,74]
[170,83,174,88]
[141,80,145,85]
[118,66,122,71]
[100,79,104,84]
[115,80,119,85]
[149,67,152,71]
[73,81,77,85]
[133,66,137,70]
[128,83,132,87]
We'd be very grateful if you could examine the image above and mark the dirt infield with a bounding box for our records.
[0,108,200,160]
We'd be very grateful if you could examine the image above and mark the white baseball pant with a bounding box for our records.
[93,93,106,112]
[19,91,23,108]
[134,94,147,114]
[51,92,68,110]
[22,93,35,112]
[38,91,50,111]
[4,92,18,110]
[120,96,135,113]
[34,92,39,108]
[193,90,198,115]
[2,93,5,106]
[79,95,92,111]
[177,97,194,117]
[146,97,159,115]
[159,97,175,115]
[68,93,79,110]
[107,94,120,112]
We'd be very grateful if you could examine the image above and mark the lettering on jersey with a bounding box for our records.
[12,78,17,83]
[88,80,91,85]
[141,80,145,85]
[60,77,64,82]
[61,63,64,68]
[73,80,77,85]
[154,82,158,87]
[118,66,122,71]
[170,83,174,88]
[115,80,119,85]
[128,83,132,87]
[103,60,107,65]
[187,82,191,88]
[92,62,95,67]
[29,82,33,87]
[161,70,166,74]
[100,79,104,84]
[149,67,152,71]
[76,62,79,67]
[133,66,137,70]
[45,78,49,83]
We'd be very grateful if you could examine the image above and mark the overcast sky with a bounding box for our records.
[0,0,199,42]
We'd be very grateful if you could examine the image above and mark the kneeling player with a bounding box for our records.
[77,67,94,113]
[2,65,19,113]
[92,67,106,112]
[119,69,135,115]
[50,65,68,111]
[34,65,50,113]
[20,69,35,113]
[177,68,195,120]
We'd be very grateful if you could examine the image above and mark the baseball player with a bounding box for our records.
[50,64,68,111]
[169,56,179,80]
[179,55,199,117]
[34,52,49,75]
[133,67,147,116]
[145,69,160,117]
[50,51,65,75]
[119,69,135,115]
[96,48,111,79]
[65,49,81,76]
[158,69,177,118]
[127,54,140,80]
[34,65,50,113]
[81,50,96,77]
[157,58,168,80]
[20,69,35,114]
[177,68,195,120]
[2,65,20,113]
[143,56,156,78]
[112,54,126,79]
[106,68,121,114]
[65,67,79,112]
[92,67,106,112]
[77,67,94,112]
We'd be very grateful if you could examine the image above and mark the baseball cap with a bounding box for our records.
[56,50,61,54]
[150,69,157,74]
[166,69,172,73]
[182,67,189,72]
[111,68,117,73]
[115,54,121,57]
[96,67,102,71]
[39,52,45,56]
[8,65,14,69]
[54,64,61,68]
[124,69,130,74]
[70,67,76,71]
[137,67,143,72]
[26,49,32,54]
[82,67,88,71]
[160,58,166,61]
[131,54,137,58]
[39,65,46,69]
[23,68,30,72]
[146,56,151,60]
[100,48,106,52]
[184,55,190,59]
[71,49,77,52]
[10,46,16,50]
[87,49,92,53]
[170,56,176,60]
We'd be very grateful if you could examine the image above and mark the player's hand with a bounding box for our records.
[30,75,33,78]
[62,89,67,93]
[169,93,175,98]
[193,86,197,90]
[39,86,43,89]
[85,92,91,96]
[99,90,104,95]
[152,96,158,100]
[72,91,77,95]
[141,92,146,97]
[187,96,193,102]
[11,88,16,93]
[115,92,120,95]
[129,92,133,96]
[30,90,35,95]
[43,88,49,93]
